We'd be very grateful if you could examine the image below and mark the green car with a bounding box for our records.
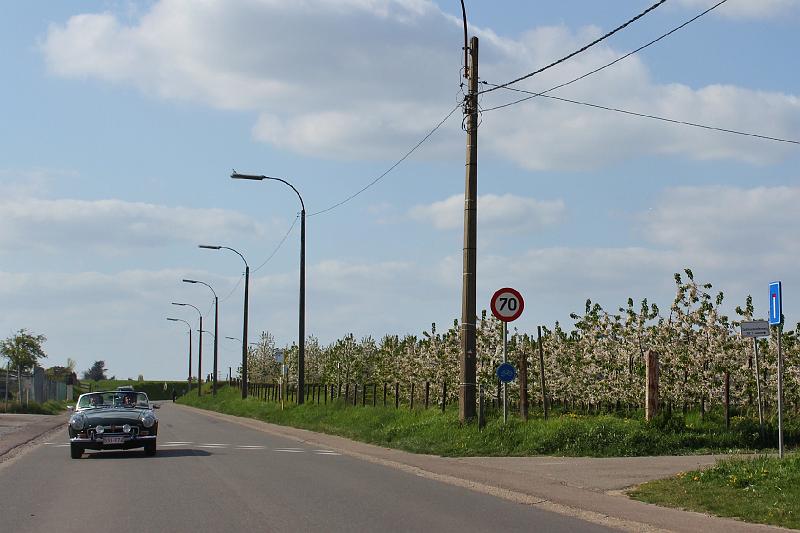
[68,390,158,458]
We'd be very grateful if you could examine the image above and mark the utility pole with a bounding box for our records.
[242,263,250,399]
[459,35,479,422]
[198,316,203,396]
[213,294,219,396]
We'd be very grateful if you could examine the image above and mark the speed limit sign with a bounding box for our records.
[490,287,524,322]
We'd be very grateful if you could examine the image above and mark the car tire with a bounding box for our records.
[70,444,83,459]
[144,441,156,457]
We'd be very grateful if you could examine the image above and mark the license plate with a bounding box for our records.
[103,436,125,445]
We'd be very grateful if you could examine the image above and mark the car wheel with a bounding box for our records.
[70,443,83,459]
[144,441,156,457]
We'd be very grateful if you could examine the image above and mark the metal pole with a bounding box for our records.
[242,265,250,399]
[298,208,306,404]
[502,321,508,423]
[777,324,784,459]
[198,316,203,396]
[459,35,479,423]
[4,360,9,410]
[213,296,219,396]
[753,338,764,438]
[188,328,192,392]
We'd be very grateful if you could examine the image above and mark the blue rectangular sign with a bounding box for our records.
[769,281,782,325]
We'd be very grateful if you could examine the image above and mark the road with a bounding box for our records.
[0,402,616,532]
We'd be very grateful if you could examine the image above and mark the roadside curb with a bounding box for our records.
[0,413,69,460]
[174,404,789,533]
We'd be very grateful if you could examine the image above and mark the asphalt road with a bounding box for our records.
[0,403,616,532]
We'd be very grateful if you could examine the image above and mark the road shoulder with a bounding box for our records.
[0,412,69,461]
[175,404,789,533]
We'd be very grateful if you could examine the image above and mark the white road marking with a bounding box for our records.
[197,444,229,448]
[159,443,185,447]
[274,448,305,453]
[315,451,341,456]
[165,441,194,445]
[236,445,266,449]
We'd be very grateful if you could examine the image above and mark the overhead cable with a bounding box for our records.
[479,0,668,96]
[482,82,800,146]
[308,105,461,217]
[252,214,300,273]
[484,0,729,112]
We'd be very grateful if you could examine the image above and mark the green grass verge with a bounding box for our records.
[630,454,800,529]
[178,386,794,458]
[0,400,67,414]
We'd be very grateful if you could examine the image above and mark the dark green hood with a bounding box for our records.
[83,408,148,426]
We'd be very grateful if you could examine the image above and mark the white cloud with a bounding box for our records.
[642,185,800,269]
[40,0,800,168]
[0,198,264,254]
[410,193,565,231]
[674,0,800,19]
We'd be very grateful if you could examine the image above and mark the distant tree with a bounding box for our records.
[137,374,144,382]
[1,329,47,400]
[83,360,108,381]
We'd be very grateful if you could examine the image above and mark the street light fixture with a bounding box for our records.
[231,171,306,405]
[199,244,250,399]
[183,279,219,396]
[166,317,193,392]
[172,302,203,396]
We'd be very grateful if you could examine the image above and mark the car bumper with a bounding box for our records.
[70,435,156,450]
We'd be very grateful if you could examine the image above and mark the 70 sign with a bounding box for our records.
[490,288,525,322]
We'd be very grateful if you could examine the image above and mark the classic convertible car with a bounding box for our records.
[68,390,158,458]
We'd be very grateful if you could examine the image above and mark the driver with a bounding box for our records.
[122,394,135,406]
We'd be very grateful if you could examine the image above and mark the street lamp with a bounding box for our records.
[199,244,250,399]
[183,279,219,396]
[231,171,306,404]
[166,317,192,392]
[173,302,202,396]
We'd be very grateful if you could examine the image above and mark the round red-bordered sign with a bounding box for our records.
[490,287,524,322]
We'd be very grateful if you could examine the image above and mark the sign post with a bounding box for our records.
[490,288,524,423]
[768,281,784,458]
[741,320,770,438]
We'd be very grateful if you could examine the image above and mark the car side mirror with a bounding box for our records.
[152,403,160,409]
[67,405,74,411]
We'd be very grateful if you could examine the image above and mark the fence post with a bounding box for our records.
[362,384,366,407]
[372,383,377,407]
[410,383,415,410]
[520,340,528,421]
[383,382,388,406]
[441,382,447,412]
[425,382,430,409]
[353,384,358,406]
[478,383,485,429]
[345,383,350,405]
[395,382,400,409]
[645,350,659,422]
[724,371,730,430]
[324,384,328,404]
[538,326,549,420]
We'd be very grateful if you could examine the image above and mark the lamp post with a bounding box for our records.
[199,244,250,399]
[166,317,192,392]
[231,172,306,405]
[183,279,219,396]
[172,302,202,396]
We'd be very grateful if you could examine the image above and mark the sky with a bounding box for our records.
[1,0,799,381]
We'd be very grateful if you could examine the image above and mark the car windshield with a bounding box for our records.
[78,392,149,409]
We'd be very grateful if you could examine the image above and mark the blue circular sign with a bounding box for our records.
[496,362,517,383]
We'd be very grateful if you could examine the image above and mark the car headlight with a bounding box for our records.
[95,425,105,435]
[122,424,132,433]
[141,413,155,428]
[70,413,86,431]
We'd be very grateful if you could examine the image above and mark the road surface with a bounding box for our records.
[0,402,616,532]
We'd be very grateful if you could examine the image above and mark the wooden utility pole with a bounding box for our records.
[459,36,479,422]
[519,336,528,421]
[538,326,548,419]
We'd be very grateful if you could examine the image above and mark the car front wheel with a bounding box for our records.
[70,443,83,459]
[144,441,156,457]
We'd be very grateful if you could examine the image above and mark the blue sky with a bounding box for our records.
[1,0,798,380]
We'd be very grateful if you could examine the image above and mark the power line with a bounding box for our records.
[483,0,729,112]
[479,0,668,96]
[482,82,800,146]
[219,273,245,304]
[252,214,300,273]
[308,105,461,217]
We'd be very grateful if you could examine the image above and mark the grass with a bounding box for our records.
[0,400,68,415]
[178,386,797,458]
[630,454,800,529]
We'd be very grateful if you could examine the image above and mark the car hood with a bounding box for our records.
[81,408,149,425]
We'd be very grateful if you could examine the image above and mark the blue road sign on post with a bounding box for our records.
[769,281,782,325]
[496,363,517,383]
